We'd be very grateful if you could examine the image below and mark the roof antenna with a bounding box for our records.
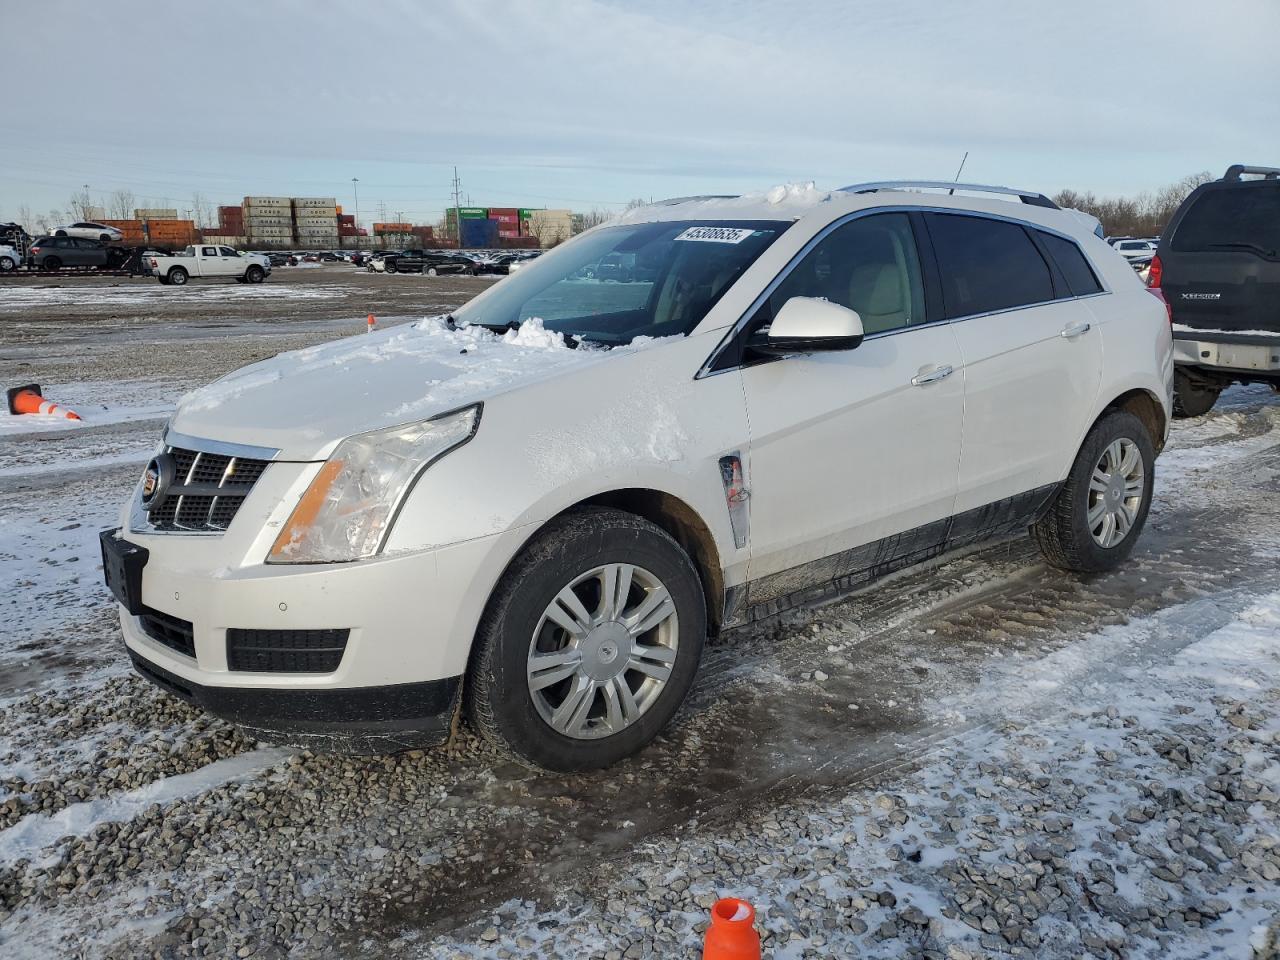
[949,151,969,195]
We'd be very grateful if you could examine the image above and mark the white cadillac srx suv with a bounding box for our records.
[102,182,1173,771]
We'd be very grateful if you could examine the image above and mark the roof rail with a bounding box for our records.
[1224,164,1280,181]
[837,180,1059,209]
[652,195,739,206]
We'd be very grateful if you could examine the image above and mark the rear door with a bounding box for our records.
[199,245,227,276]
[1160,180,1280,335]
[70,238,106,267]
[925,212,1103,511]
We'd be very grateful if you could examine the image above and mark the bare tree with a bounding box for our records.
[67,188,95,221]
[190,191,214,228]
[1053,171,1212,237]
[577,208,613,232]
[42,209,65,234]
[16,204,35,231]
[107,189,136,220]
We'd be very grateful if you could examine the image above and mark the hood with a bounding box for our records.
[169,317,611,460]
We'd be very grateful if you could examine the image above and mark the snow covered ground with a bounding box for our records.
[0,279,1277,959]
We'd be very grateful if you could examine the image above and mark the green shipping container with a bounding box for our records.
[518,209,539,220]
[457,207,487,219]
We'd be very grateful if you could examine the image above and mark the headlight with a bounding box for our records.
[267,404,480,563]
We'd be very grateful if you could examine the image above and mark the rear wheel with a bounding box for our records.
[426,267,438,277]
[1032,410,1155,573]
[1172,369,1221,418]
[167,267,188,286]
[245,265,264,284]
[43,256,61,271]
[466,508,706,771]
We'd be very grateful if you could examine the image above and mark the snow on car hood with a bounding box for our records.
[169,317,612,460]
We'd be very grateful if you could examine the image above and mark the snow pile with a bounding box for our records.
[0,380,179,435]
[616,181,833,223]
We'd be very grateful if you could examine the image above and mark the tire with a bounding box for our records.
[245,265,264,284]
[0,256,14,272]
[43,256,62,271]
[158,276,171,285]
[426,267,438,277]
[1172,369,1220,419]
[54,230,67,237]
[168,267,188,286]
[466,507,707,772]
[100,234,111,242]
[1031,410,1155,574]
[387,263,398,274]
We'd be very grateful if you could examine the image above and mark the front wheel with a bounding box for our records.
[245,265,264,284]
[1031,409,1155,573]
[0,257,15,272]
[1172,369,1220,419]
[426,267,438,277]
[466,508,706,772]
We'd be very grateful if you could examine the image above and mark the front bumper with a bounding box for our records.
[1173,332,1280,375]
[128,649,460,752]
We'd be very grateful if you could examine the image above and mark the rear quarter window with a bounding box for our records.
[1038,231,1103,296]
[1171,184,1280,255]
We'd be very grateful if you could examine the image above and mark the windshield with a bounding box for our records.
[453,219,789,344]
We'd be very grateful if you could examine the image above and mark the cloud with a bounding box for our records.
[2,0,1277,217]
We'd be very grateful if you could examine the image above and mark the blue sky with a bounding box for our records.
[3,0,1277,227]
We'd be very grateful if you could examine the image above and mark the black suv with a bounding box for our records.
[1153,164,1280,416]
[27,236,126,271]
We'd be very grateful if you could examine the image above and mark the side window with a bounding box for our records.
[1038,231,1102,296]
[927,214,1054,317]
[219,246,237,257]
[201,246,218,256]
[765,213,925,334]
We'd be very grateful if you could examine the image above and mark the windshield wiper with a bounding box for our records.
[1207,242,1278,257]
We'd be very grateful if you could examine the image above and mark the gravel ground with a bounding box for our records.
[0,273,1278,958]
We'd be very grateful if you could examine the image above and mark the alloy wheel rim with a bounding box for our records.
[527,563,679,740]
[1088,438,1144,548]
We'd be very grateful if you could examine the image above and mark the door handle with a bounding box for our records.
[911,363,954,386]
[1060,321,1092,338]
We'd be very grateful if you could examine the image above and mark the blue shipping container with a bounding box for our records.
[460,218,499,248]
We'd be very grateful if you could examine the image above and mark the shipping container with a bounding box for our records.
[518,209,539,220]
[295,216,338,227]
[488,207,519,217]
[456,207,487,219]
[459,218,499,248]
[372,222,413,234]
[338,214,355,226]
[134,208,178,220]
[244,196,290,205]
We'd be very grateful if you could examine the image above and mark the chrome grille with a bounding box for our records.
[145,446,270,533]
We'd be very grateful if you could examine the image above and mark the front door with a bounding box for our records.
[738,212,965,605]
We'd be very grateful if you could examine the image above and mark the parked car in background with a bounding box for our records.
[51,221,124,242]
[1112,238,1157,263]
[1150,163,1280,417]
[0,244,20,272]
[28,235,115,270]
[384,250,476,275]
[148,245,271,286]
[366,251,394,273]
[104,181,1170,771]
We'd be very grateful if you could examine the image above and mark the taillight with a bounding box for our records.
[30,246,40,254]
[149,257,157,267]
[1146,253,1162,288]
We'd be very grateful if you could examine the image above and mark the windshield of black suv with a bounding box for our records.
[452,220,789,344]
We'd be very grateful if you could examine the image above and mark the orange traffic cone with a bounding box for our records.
[367,313,376,333]
[703,898,760,960]
[6,384,81,421]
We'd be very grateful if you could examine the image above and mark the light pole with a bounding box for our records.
[351,177,360,249]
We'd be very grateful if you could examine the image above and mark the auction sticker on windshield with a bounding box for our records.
[674,226,758,244]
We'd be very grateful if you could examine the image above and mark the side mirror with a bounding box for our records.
[748,297,864,356]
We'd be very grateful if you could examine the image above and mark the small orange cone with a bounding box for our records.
[367,313,376,333]
[703,898,760,960]
[6,384,81,421]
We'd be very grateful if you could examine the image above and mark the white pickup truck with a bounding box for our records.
[149,245,271,286]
